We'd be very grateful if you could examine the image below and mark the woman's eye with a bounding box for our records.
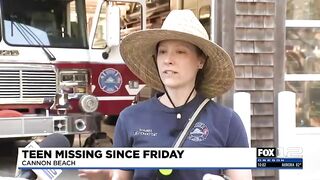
[158,50,166,54]
[177,50,186,54]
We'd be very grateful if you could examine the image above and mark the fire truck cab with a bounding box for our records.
[85,0,149,124]
[0,0,102,142]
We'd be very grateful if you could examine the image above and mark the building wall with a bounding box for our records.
[221,0,284,179]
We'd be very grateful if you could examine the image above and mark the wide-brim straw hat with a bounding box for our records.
[120,10,235,98]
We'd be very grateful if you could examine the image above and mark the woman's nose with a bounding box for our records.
[163,53,174,65]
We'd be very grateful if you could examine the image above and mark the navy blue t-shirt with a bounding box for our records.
[113,94,249,180]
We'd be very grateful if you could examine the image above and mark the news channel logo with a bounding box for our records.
[257,147,303,158]
[256,147,303,169]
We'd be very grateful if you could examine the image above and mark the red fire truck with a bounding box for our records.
[0,0,101,142]
[0,0,147,143]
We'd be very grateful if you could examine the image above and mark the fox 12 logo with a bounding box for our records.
[257,147,303,158]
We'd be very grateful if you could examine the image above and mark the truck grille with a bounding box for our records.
[0,66,56,98]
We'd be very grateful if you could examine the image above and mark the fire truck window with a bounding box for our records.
[93,25,107,49]
[92,2,107,49]
[92,2,143,49]
[30,12,58,36]
[2,0,87,48]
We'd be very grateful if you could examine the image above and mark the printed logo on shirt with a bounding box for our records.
[188,122,209,142]
[133,128,158,137]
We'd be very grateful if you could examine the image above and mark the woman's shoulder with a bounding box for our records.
[204,99,245,128]
[206,100,235,117]
[206,100,248,147]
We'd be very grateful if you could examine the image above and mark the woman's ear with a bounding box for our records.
[198,57,205,69]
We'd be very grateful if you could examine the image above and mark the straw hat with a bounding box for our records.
[120,9,235,98]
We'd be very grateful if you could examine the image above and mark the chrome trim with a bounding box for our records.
[58,69,88,99]
[0,113,101,138]
[0,98,45,104]
[0,64,56,103]
[75,119,87,132]
[79,94,99,113]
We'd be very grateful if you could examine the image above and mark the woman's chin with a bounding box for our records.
[162,82,190,90]
[162,82,181,89]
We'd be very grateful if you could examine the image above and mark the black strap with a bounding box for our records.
[172,98,210,148]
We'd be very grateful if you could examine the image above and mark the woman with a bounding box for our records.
[79,9,252,180]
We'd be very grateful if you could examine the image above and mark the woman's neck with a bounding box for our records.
[159,87,197,108]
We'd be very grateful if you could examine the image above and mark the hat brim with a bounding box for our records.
[120,29,235,98]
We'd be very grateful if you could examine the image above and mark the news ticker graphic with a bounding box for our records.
[17,147,303,170]
[256,148,303,169]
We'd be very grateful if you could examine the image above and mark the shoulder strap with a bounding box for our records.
[173,98,210,148]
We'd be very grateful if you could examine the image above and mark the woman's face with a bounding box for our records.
[157,40,205,90]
